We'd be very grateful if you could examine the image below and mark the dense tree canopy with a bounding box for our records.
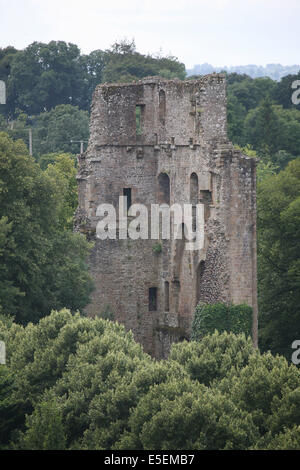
[0,105,90,157]
[7,41,85,115]
[34,104,89,156]
[1,39,186,118]
[1,311,300,450]
[0,133,93,323]
[102,40,185,83]
[244,99,300,157]
[191,303,252,342]
[257,159,300,358]
[227,72,300,164]
[271,71,300,109]
[0,47,18,83]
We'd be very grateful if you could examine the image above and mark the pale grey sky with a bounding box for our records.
[0,0,299,68]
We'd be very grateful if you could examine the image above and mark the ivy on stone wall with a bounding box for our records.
[191,302,253,341]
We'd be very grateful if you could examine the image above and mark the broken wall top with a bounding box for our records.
[88,74,228,148]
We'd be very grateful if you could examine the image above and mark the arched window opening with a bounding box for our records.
[158,172,170,205]
[190,173,198,205]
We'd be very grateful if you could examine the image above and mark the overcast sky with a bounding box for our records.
[0,0,299,68]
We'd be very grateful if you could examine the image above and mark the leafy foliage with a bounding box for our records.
[0,365,27,449]
[102,40,185,83]
[43,153,78,229]
[34,104,89,156]
[15,400,66,450]
[227,73,300,169]
[7,41,85,115]
[2,311,300,450]
[0,132,93,323]
[2,39,186,118]
[191,303,253,341]
[258,158,300,358]
[169,331,255,386]
[244,99,300,157]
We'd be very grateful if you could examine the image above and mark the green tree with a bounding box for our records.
[227,92,247,144]
[226,76,277,146]
[44,153,78,229]
[0,112,31,149]
[0,47,19,117]
[0,47,18,82]
[0,132,93,323]
[79,49,109,108]
[256,160,279,182]
[0,217,24,313]
[0,310,151,448]
[169,331,255,386]
[228,76,276,113]
[79,359,186,450]
[244,98,281,156]
[244,100,300,158]
[15,400,66,450]
[3,311,300,450]
[122,379,258,450]
[218,352,300,447]
[34,104,89,156]
[102,40,186,83]
[7,41,85,116]
[258,159,300,357]
[0,365,27,449]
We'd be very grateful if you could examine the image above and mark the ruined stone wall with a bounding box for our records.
[75,74,258,358]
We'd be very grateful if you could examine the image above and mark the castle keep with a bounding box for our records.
[75,74,258,358]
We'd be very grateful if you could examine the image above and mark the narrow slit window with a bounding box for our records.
[149,287,157,311]
[164,281,169,312]
[190,173,199,205]
[123,188,132,213]
[197,261,205,304]
[136,105,144,135]
[159,89,166,125]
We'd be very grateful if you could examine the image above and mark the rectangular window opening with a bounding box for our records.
[123,188,132,213]
[164,281,170,312]
[149,287,157,312]
[136,105,144,135]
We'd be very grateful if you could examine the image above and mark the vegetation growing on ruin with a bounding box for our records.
[191,303,253,340]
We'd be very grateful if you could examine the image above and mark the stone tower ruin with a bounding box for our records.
[75,74,258,358]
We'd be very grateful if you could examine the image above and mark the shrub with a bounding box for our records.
[191,302,252,341]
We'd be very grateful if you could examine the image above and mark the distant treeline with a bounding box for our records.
[187,63,300,81]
